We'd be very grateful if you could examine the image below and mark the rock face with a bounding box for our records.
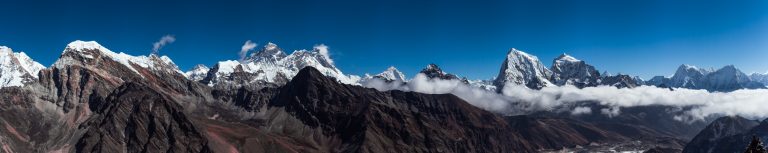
[75,83,211,153]
[419,63,462,80]
[550,53,601,88]
[601,74,640,88]
[0,46,45,88]
[683,116,759,153]
[494,48,553,90]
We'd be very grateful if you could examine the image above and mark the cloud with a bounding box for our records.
[361,74,768,121]
[361,74,518,113]
[152,35,176,55]
[502,84,768,120]
[313,44,333,64]
[240,40,257,62]
[600,107,620,118]
[571,106,592,115]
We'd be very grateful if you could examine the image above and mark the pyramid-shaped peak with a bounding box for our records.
[265,42,279,50]
[292,66,335,84]
[509,48,533,57]
[506,48,544,63]
[376,66,407,81]
[421,63,446,74]
[248,42,286,62]
[555,53,581,62]
[386,66,399,71]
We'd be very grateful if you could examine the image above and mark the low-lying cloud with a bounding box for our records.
[360,75,768,121]
[152,35,176,55]
[503,85,768,120]
[361,74,520,113]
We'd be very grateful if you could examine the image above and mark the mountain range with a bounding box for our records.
[0,40,766,152]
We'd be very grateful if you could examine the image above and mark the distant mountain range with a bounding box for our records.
[181,43,766,92]
[2,41,765,92]
[0,40,766,152]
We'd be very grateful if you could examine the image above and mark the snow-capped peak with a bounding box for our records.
[419,64,462,80]
[669,64,710,88]
[374,66,407,82]
[247,42,287,63]
[0,46,46,88]
[426,63,440,71]
[680,64,698,69]
[662,64,765,91]
[676,64,711,75]
[265,42,278,50]
[550,53,600,87]
[643,64,768,91]
[64,40,107,53]
[55,40,183,77]
[184,64,210,81]
[423,64,441,74]
[555,53,581,63]
[199,42,360,88]
[494,48,553,89]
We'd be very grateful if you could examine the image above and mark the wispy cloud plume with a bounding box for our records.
[239,40,257,62]
[313,44,333,64]
[152,35,176,55]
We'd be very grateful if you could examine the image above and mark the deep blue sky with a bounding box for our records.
[2,0,768,79]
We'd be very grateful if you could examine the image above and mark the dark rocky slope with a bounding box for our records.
[683,116,766,153]
[265,67,536,152]
[75,83,211,152]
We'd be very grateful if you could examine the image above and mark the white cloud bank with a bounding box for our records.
[361,75,768,121]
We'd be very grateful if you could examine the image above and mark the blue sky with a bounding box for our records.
[1,0,768,79]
